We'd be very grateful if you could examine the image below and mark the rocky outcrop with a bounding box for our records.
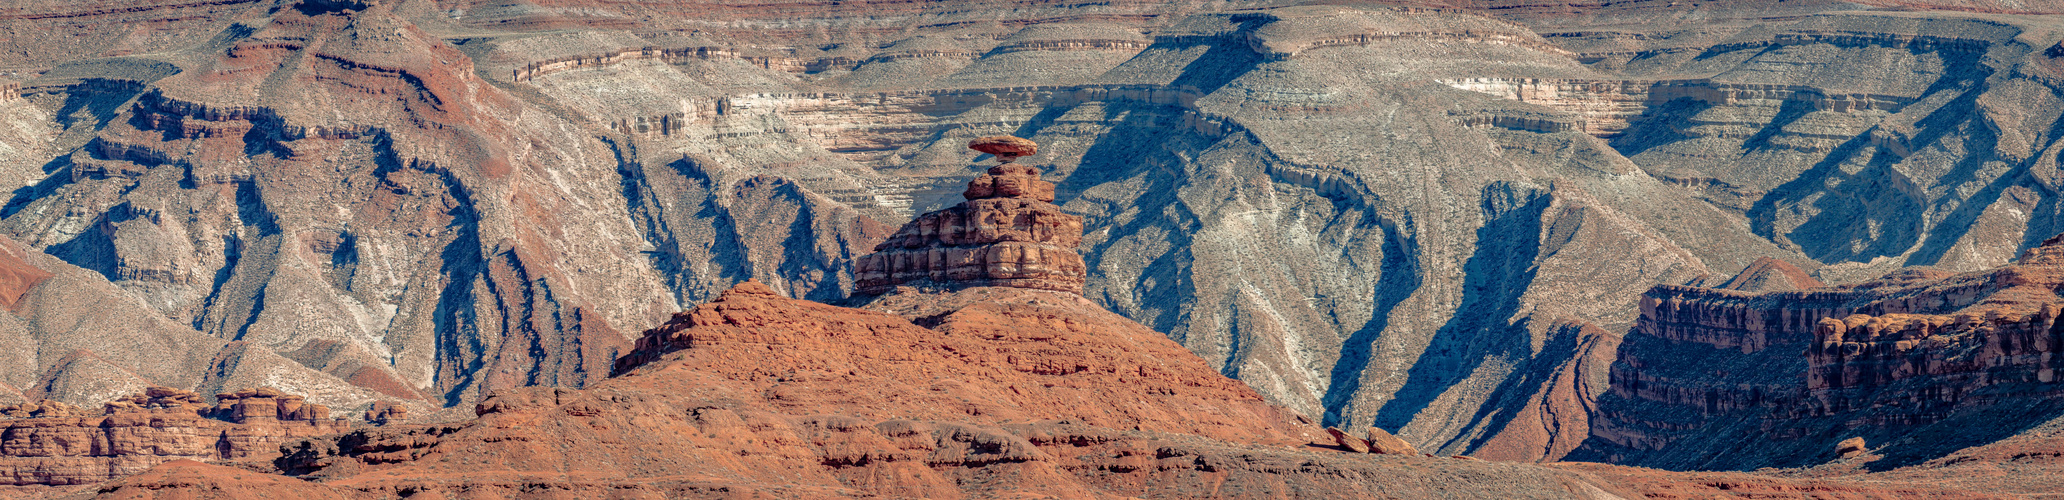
[1584,237,2064,469]
[853,137,1086,295]
[73,459,356,500]
[0,400,86,419]
[0,387,344,486]
[360,401,405,426]
[1365,426,1419,455]
[202,387,333,424]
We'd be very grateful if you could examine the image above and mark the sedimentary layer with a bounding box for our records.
[1583,236,2064,470]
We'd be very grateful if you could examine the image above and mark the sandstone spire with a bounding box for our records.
[853,136,1086,295]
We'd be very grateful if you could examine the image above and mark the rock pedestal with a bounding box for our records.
[854,136,1086,295]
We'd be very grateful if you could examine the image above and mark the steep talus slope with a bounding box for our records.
[1581,236,2064,470]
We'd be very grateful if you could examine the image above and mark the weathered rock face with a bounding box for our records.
[853,139,1088,295]
[202,387,334,424]
[1582,237,2064,470]
[0,386,344,486]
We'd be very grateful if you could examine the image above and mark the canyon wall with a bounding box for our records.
[1583,237,2064,469]
[0,386,348,486]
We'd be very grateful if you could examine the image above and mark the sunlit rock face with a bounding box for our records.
[854,137,1088,295]
[0,386,345,487]
[1584,236,2064,470]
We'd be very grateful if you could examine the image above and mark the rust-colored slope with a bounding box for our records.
[0,237,51,310]
[262,282,1625,498]
[613,281,1314,446]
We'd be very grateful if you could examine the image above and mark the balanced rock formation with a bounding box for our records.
[9,0,2064,472]
[0,387,344,486]
[853,137,1086,295]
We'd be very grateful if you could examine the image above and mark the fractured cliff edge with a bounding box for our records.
[1584,235,2064,470]
[853,136,1087,295]
[0,386,346,487]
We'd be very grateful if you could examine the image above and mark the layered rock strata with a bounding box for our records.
[81,281,2014,499]
[853,137,1087,295]
[0,387,345,486]
[1583,236,2064,469]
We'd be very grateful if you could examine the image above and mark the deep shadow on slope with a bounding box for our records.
[1372,183,1548,431]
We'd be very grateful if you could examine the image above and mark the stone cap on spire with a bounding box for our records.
[969,136,1037,162]
[851,135,1086,295]
[962,136,1055,202]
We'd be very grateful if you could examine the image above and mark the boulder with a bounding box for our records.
[1366,427,1419,455]
[1326,427,1371,453]
[1837,437,1867,458]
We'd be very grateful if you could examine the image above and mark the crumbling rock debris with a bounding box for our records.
[853,137,1086,295]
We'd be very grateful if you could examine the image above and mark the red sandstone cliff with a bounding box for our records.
[0,386,344,488]
[1584,236,2064,470]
